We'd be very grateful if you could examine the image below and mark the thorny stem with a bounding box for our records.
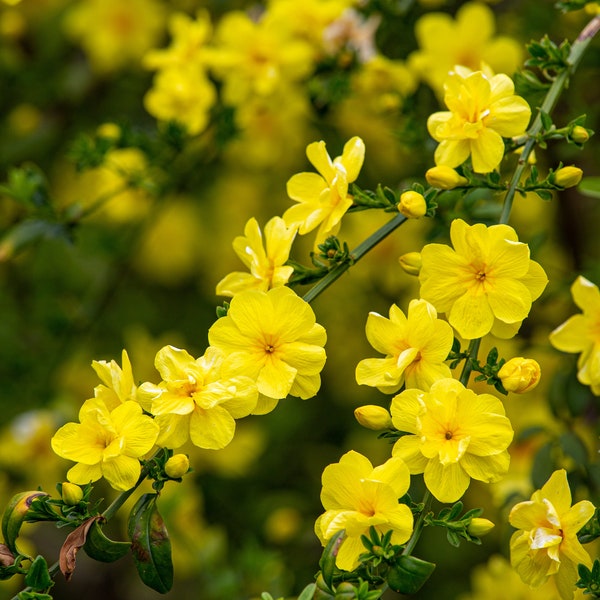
[500,15,600,225]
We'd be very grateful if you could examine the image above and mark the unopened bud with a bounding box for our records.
[498,357,541,394]
[398,191,427,219]
[571,126,590,144]
[553,166,583,189]
[398,252,422,276]
[467,517,495,537]
[425,166,468,190]
[61,482,83,505]
[354,405,393,431]
[96,122,121,140]
[164,454,190,479]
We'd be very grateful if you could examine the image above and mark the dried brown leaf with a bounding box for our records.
[59,515,103,581]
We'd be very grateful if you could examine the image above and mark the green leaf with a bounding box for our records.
[319,529,345,590]
[128,493,173,594]
[578,177,600,199]
[24,555,52,591]
[387,555,436,595]
[296,585,316,600]
[83,520,130,563]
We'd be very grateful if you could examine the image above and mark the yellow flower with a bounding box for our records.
[216,217,297,298]
[509,469,595,600]
[498,357,541,394]
[427,68,531,173]
[549,276,600,395]
[144,66,216,135]
[207,286,327,414]
[51,399,159,491]
[391,378,513,503]
[409,2,523,96]
[63,0,166,73]
[314,450,413,571]
[138,345,258,450]
[283,136,365,247]
[210,10,314,106]
[419,218,548,340]
[355,299,453,393]
[91,349,137,411]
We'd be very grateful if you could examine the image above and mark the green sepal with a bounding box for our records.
[83,519,130,563]
[24,555,52,591]
[297,583,317,600]
[386,555,436,595]
[128,493,173,594]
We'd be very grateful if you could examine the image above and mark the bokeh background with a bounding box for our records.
[0,0,599,598]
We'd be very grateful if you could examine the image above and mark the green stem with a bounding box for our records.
[459,339,482,387]
[402,490,432,556]
[500,15,600,225]
[302,213,407,304]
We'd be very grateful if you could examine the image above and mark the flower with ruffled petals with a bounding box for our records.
[314,450,413,571]
[283,136,365,247]
[427,68,531,173]
[208,286,326,414]
[391,378,513,503]
[509,469,595,600]
[216,216,297,297]
[355,299,453,394]
[419,218,548,340]
[138,345,257,450]
[51,399,159,491]
[549,276,600,395]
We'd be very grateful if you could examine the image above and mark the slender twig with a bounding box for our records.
[302,213,407,304]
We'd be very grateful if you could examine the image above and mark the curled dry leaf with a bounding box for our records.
[0,543,14,567]
[59,515,103,581]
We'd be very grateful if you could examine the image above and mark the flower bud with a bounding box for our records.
[425,166,468,190]
[398,191,427,219]
[61,482,83,506]
[467,517,495,537]
[354,405,393,431]
[96,122,121,140]
[398,252,422,276]
[571,126,590,144]
[164,454,190,479]
[553,166,583,188]
[498,357,541,394]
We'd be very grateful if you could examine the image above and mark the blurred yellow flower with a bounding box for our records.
[216,217,297,297]
[550,276,600,395]
[427,68,531,173]
[314,450,413,571]
[51,399,159,491]
[210,10,314,105]
[63,0,166,73]
[144,66,216,135]
[143,10,213,70]
[283,136,365,247]
[138,345,258,450]
[419,219,548,340]
[509,469,595,600]
[208,286,326,414]
[355,299,453,394]
[391,378,513,503]
[461,554,571,600]
[91,349,137,411]
[409,2,523,96]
